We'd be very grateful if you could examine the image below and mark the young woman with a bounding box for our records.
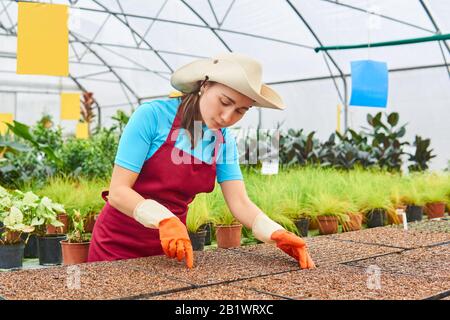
[88,53,315,270]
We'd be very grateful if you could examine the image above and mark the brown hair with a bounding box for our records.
[177,78,211,149]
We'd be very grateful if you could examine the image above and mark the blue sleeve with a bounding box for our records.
[216,129,243,183]
[114,103,158,173]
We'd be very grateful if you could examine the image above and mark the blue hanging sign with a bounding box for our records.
[349,60,388,108]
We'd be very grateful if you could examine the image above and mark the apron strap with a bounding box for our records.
[101,190,109,202]
[212,129,224,164]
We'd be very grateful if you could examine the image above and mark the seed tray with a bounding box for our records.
[139,283,285,300]
[231,237,402,266]
[0,260,192,300]
[117,248,299,287]
[391,219,450,234]
[346,244,450,281]
[330,226,450,249]
[230,264,450,300]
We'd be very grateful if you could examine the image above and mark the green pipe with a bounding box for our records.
[315,33,450,52]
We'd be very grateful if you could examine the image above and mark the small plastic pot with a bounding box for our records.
[0,243,25,270]
[406,205,423,222]
[425,202,446,219]
[366,209,387,228]
[294,218,310,237]
[317,216,338,235]
[188,230,207,251]
[37,234,67,266]
[216,224,242,249]
[21,233,38,258]
[200,222,213,245]
[61,240,90,265]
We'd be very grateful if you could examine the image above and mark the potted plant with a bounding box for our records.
[307,193,349,235]
[0,206,34,269]
[402,182,425,223]
[186,194,209,251]
[358,190,393,228]
[421,177,447,219]
[61,210,91,265]
[342,212,363,232]
[199,221,214,246]
[212,209,242,249]
[293,213,310,237]
[279,198,311,237]
[28,195,67,266]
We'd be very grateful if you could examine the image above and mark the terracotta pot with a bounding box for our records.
[60,240,90,265]
[215,224,242,248]
[46,213,69,234]
[84,215,97,233]
[424,202,446,219]
[342,213,363,232]
[317,216,338,235]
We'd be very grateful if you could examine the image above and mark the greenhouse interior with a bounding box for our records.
[0,0,449,304]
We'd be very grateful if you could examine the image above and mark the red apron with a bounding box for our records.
[88,106,223,262]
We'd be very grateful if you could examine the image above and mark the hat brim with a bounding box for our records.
[170,58,285,110]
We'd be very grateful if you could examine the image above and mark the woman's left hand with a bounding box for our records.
[270,230,316,269]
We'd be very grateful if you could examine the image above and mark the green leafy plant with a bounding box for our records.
[6,121,62,166]
[66,209,91,243]
[306,192,351,224]
[0,187,64,244]
[408,135,436,172]
[186,193,210,233]
[363,112,409,172]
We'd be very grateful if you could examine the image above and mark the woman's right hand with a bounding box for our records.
[159,217,194,269]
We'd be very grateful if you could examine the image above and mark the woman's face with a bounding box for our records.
[198,82,254,130]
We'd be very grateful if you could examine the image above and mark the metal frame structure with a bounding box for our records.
[0,0,449,130]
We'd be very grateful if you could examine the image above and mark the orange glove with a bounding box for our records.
[270,230,315,269]
[159,217,194,269]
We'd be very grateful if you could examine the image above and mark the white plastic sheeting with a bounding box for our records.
[0,0,449,169]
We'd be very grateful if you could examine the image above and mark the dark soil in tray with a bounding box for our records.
[231,238,402,266]
[391,219,450,234]
[141,284,285,300]
[330,226,450,249]
[117,248,299,287]
[231,264,450,300]
[0,260,192,300]
[346,244,450,281]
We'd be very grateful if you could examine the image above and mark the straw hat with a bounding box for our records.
[170,52,285,110]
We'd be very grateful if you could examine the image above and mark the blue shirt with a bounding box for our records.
[115,98,243,183]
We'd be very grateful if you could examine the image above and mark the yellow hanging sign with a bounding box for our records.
[16,2,69,76]
[60,93,80,120]
[0,113,14,135]
[76,122,89,139]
